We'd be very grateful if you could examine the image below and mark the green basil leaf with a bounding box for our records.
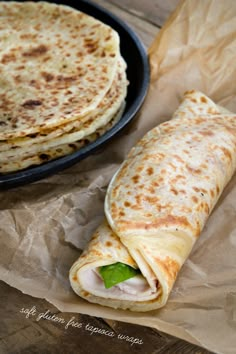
[99,262,141,289]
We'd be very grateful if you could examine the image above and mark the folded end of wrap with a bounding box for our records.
[69,221,194,311]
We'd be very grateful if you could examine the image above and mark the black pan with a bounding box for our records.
[0,0,150,189]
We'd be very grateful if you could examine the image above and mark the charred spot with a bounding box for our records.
[124,201,131,207]
[22,100,42,109]
[109,53,116,57]
[68,144,77,150]
[105,241,112,247]
[41,71,54,82]
[27,133,38,138]
[0,121,7,126]
[56,75,76,82]
[87,46,97,54]
[22,44,48,57]
[39,153,50,161]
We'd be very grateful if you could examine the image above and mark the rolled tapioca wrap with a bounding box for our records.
[69,90,236,311]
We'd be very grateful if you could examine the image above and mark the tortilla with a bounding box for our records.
[0,57,127,153]
[69,90,236,311]
[0,1,120,139]
[0,101,125,174]
[0,57,127,160]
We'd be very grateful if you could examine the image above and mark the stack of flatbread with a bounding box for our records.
[0,1,128,174]
[70,90,236,312]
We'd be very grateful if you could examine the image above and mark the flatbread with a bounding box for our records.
[0,1,120,139]
[0,57,127,160]
[0,102,125,174]
[70,91,236,311]
[0,57,127,153]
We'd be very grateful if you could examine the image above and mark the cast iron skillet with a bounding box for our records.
[0,0,150,189]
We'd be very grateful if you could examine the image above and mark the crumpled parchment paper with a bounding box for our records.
[0,1,236,353]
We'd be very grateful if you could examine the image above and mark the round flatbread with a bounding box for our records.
[0,101,125,174]
[0,1,120,139]
[0,57,127,160]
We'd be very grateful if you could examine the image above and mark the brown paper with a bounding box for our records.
[0,0,236,353]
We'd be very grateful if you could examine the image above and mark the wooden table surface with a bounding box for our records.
[0,1,215,354]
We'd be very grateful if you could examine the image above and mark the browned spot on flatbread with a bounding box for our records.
[146,167,154,175]
[22,44,48,57]
[118,215,197,235]
[39,153,50,161]
[119,211,125,217]
[200,96,207,103]
[186,166,202,175]
[81,291,90,297]
[132,175,140,183]
[144,195,160,204]
[170,188,178,195]
[22,99,42,109]
[1,53,16,64]
[220,146,232,161]
[210,189,215,198]
[154,256,180,286]
[199,130,214,137]
[204,203,210,214]
[41,71,54,82]
[105,241,112,247]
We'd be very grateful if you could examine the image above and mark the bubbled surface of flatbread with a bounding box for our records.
[0,1,120,139]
